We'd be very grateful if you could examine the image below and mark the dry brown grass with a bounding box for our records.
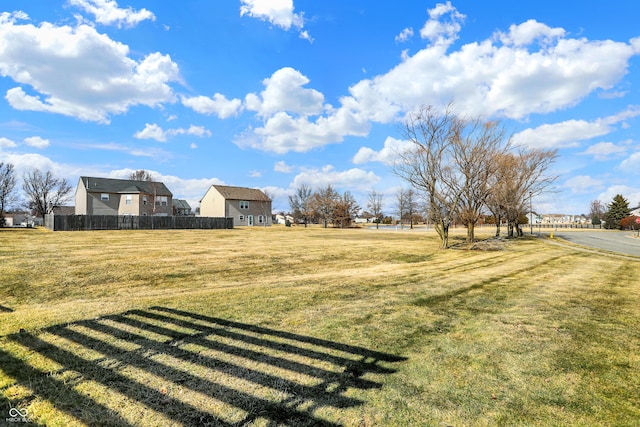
[0,226,639,426]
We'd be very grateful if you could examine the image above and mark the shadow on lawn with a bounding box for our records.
[3,306,406,426]
[0,305,13,313]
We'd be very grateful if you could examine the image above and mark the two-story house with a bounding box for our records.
[199,185,271,226]
[75,176,173,216]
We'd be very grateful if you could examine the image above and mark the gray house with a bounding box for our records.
[200,185,271,226]
[75,176,173,216]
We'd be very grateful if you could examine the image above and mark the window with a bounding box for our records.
[125,195,132,205]
[101,193,109,201]
[240,201,249,209]
[258,215,265,224]
[239,215,244,221]
[143,196,148,206]
[155,196,168,206]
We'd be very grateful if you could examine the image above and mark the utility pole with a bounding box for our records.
[529,191,533,235]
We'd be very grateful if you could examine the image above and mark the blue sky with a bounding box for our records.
[1,1,639,215]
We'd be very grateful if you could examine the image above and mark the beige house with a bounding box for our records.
[200,185,271,226]
[75,176,173,216]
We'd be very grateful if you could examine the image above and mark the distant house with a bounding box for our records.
[200,185,271,226]
[631,206,640,217]
[173,199,192,216]
[75,176,173,216]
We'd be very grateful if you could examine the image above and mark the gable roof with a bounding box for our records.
[173,199,191,209]
[79,176,172,196]
[212,185,270,202]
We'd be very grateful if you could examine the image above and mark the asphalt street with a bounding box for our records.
[548,230,640,257]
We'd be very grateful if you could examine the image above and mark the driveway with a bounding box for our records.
[550,230,640,257]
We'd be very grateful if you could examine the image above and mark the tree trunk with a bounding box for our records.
[435,221,450,249]
[466,221,475,243]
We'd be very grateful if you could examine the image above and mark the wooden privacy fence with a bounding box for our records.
[45,215,233,231]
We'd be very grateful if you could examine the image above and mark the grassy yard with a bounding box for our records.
[0,226,638,426]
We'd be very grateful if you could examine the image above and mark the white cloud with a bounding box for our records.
[395,27,414,43]
[291,165,380,192]
[0,15,180,123]
[134,123,166,142]
[619,151,640,174]
[240,0,310,41]
[236,67,370,153]
[420,1,465,44]
[245,67,325,117]
[336,9,640,124]
[598,185,640,207]
[69,0,155,28]
[496,19,565,47]
[353,136,414,165]
[514,108,640,149]
[249,170,262,178]
[274,160,294,173]
[24,136,50,149]
[582,141,629,160]
[563,175,604,194]
[134,123,211,142]
[181,94,243,119]
[0,137,17,148]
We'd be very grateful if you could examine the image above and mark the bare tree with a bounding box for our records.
[310,185,339,228]
[0,162,17,226]
[488,148,558,238]
[129,169,154,181]
[394,104,464,248]
[333,191,360,228]
[367,190,383,229]
[289,184,314,227]
[589,200,605,225]
[454,119,511,242]
[22,169,72,219]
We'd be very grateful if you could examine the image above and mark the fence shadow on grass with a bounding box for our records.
[4,306,406,426]
[0,305,13,313]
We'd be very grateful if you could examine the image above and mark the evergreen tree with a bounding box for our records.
[604,194,631,229]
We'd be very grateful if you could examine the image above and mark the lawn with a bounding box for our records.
[0,226,638,426]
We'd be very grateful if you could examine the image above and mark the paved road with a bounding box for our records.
[550,230,640,257]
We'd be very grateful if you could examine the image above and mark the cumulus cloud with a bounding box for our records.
[0,137,17,148]
[352,136,414,165]
[181,94,243,119]
[134,123,212,142]
[335,5,640,125]
[420,1,465,44]
[619,151,640,174]
[274,160,294,173]
[236,68,370,153]
[68,0,155,28]
[24,136,50,149]
[395,27,414,43]
[240,0,311,41]
[597,185,640,207]
[582,141,629,161]
[291,165,380,191]
[563,175,605,194]
[245,67,325,117]
[0,13,180,123]
[514,108,640,149]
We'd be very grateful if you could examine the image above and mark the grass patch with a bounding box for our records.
[0,226,639,426]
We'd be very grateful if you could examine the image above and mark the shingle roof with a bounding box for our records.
[213,185,270,201]
[80,176,172,196]
[172,199,191,209]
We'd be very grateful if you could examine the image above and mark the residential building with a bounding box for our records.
[200,185,271,226]
[173,199,192,216]
[75,176,173,216]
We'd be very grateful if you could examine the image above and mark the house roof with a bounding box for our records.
[212,185,270,202]
[173,199,191,209]
[79,176,172,196]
